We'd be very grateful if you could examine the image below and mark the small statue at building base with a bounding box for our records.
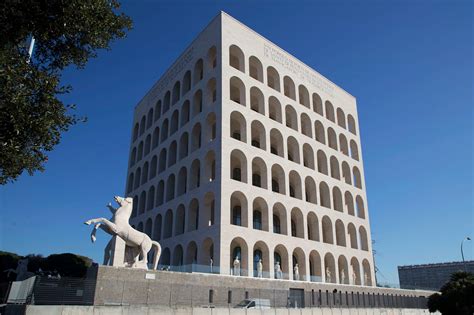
[257,259,263,278]
[326,267,332,283]
[293,263,299,280]
[340,269,346,284]
[84,196,161,270]
[275,261,282,279]
[233,256,241,276]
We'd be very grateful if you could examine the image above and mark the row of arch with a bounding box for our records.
[229,191,369,249]
[128,113,216,188]
[230,113,363,189]
[230,149,365,211]
[229,88,360,161]
[129,151,216,217]
[130,88,217,168]
[134,193,216,241]
[228,237,372,285]
[229,45,357,135]
[133,45,217,142]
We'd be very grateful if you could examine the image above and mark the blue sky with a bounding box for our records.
[1,1,472,285]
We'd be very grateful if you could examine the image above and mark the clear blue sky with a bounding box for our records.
[1,1,472,285]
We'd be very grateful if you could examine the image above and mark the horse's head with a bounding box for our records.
[114,196,133,210]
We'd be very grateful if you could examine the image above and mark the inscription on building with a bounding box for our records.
[264,43,334,97]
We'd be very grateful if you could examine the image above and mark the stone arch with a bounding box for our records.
[336,108,346,129]
[172,244,184,267]
[252,157,268,189]
[178,132,189,160]
[230,76,246,106]
[359,226,369,251]
[309,250,322,282]
[298,84,310,108]
[330,156,340,180]
[353,166,362,189]
[313,93,323,116]
[182,71,191,96]
[139,190,146,215]
[161,119,169,142]
[192,89,202,118]
[206,78,217,104]
[356,196,366,219]
[204,150,216,183]
[274,244,289,279]
[163,209,173,239]
[193,59,203,85]
[287,136,300,164]
[175,204,185,235]
[163,91,171,114]
[332,187,343,212]
[154,100,162,121]
[350,257,361,285]
[348,115,357,135]
[362,259,373,286]
[290,207,304,238]
[250,86,265,115]
[230,149,247,183]
[339,134,349,156]
[230,111,247,142]
[168,141,177,167]
[177,167,187,196]
[180,100,190,127]
[160,248,170,266]
[285,105,298,131]
[345,191,355,215]
[292,247,306,281]
[338,255,349,284]
[152,127,160,149]
[268,96,282,123]
[301,113,312,138]
[166,173,175,202]
[283,76,296,100]
[253,241,270,277]
[319,182,331,208]
[272,202,288,235]
[267,66,280,91]
[144,135,151,156]
[317,150,328,175]
[335,219,346,246]
[288,170,302,199]
[251,120,266,150]
[325,101,335,122]
[207,45,217,70]
[322,215,333,244]
[252,197,269,231]
[328,127,338,150]
[200,237,214,266]
[324,253,336,283]
[315,120,326,144]
[187,198,199,232]
[230,191,248,227]
[302,143,315,169]
[249,56,263,82]
[270,129,284,157]
[342,161,352,185]
[191,123,201,152]
[347,223,358,249]
[307,212,319,241]
[271,164,286,194]
[229,45,245,72]
[201,192,215,228]
[185,241,198,266]
[153,214,162,241]
[304,176,317,204]
[189,159,201,190]
[147,186,155,211]
[172,81,180,105]
[170,110,179,135]
[350,140,360,161]
[230,237,248,276]
[156,180,164,206]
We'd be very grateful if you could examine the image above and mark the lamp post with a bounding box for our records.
[461,237,471,271]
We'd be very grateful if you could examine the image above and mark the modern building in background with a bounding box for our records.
[398,261,474,290]
[124,12,375,286]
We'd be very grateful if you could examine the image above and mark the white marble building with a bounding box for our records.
[125,12,375,286]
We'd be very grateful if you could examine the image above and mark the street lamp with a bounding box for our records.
[461,237,471,270]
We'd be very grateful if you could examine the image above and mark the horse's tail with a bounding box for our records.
[151,241,162,270]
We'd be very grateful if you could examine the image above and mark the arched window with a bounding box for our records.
[207,78,217,104]
[146,108,153,129]
[249,56,263,82]
[338,255,349,284]
[333,187,343,212]
[129,147,137,167]
[253,209,262,230]
[317,150,328,175]
[272,203,287,235]
[204,150,216,183]
[161,119,169,142]
[139,116,146,136]
[319,182,331,208]
[298,85,310,108]
[348,115,357,135]
[178,132,189,160]
[353,166,362,189]
[285,105,298,131]
[270,129,284,157]
[250,87,265,115]
[152,127,160,149]
[230,76,246,106]
[322,216,333,244]
[287,137,300,163]
[328,128,338,150]
[230,149,247,183]
[267,66,280,91]
[330,156,340,180]
[336,108,346,129]
[325,101,335,122]
[172,81,180,105]
[290,208,304,238]
[166,174,175,202]
[251,121,266,150]
[188,199,199,231]
[158,148,167,173]
[182,71,191,96]
[313,93,323,116]
[192,90,202,118]
[350,140,360,161]
[141,162,149,184]
[356,196,365,219]
[139,190,146,215]
[180,100,190,127]
[335,220,346,246]
[230,111,247,142]
[229,45,245,72]
[134,168,141,189]
[172,245,184,266]
[156,181,164,206]
[347,224,357,249]
[205,112,216,143]
[133,123,139,142]
[177,167,187,196]
[189,159,200,190]
[271,164,286,194]
[288,171,302,199]
[191,123,201,152]
[315,120,326,144]
[309,250,322,282]
[170,110,179,135]
[301,114,312,138]
[174,204,186,236]
[154,100,162,121]
[230,192,248,227]
[359,226,369,251]
[207,46,217,70]
[193,59,204,85]
[153,214,162,241]
[127,173,134,193]
[147,186,155,211]
[163,91,171,114]
[252,157,268,189]
[305,177,317,204]
[345,191,355,215]
[137,141,143,161]
[342,162,351,185]
[302,144,315,169]
[283,76,296,100]
[307,212,319,241]
[202,192,215,228]
[339,134,349,156]
[268,96,282,123]
[362,259,373,286]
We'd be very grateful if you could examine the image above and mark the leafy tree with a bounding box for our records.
[427,271,474,315]
[0,0,132,184]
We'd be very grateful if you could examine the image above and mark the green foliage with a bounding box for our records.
[0,251,93,279]
[427,271,474,315]
[0,0,132,184]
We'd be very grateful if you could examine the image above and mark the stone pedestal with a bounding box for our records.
[109,236,126,267]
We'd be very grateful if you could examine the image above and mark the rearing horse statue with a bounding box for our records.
[84,196,161,270]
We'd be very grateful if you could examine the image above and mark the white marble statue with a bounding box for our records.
[210,258,213,273]
[364,272,369,285]
[351,265,357,285]
[85,196,162,270]
[257,259,263,278]
[233,256,241,276]
[293,263,299,280]
[4,258,34,281]
[326,267,332,283]
[275,261,282,279]
[340,269,346,284]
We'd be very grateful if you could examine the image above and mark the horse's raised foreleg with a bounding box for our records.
[84,218,118,234]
